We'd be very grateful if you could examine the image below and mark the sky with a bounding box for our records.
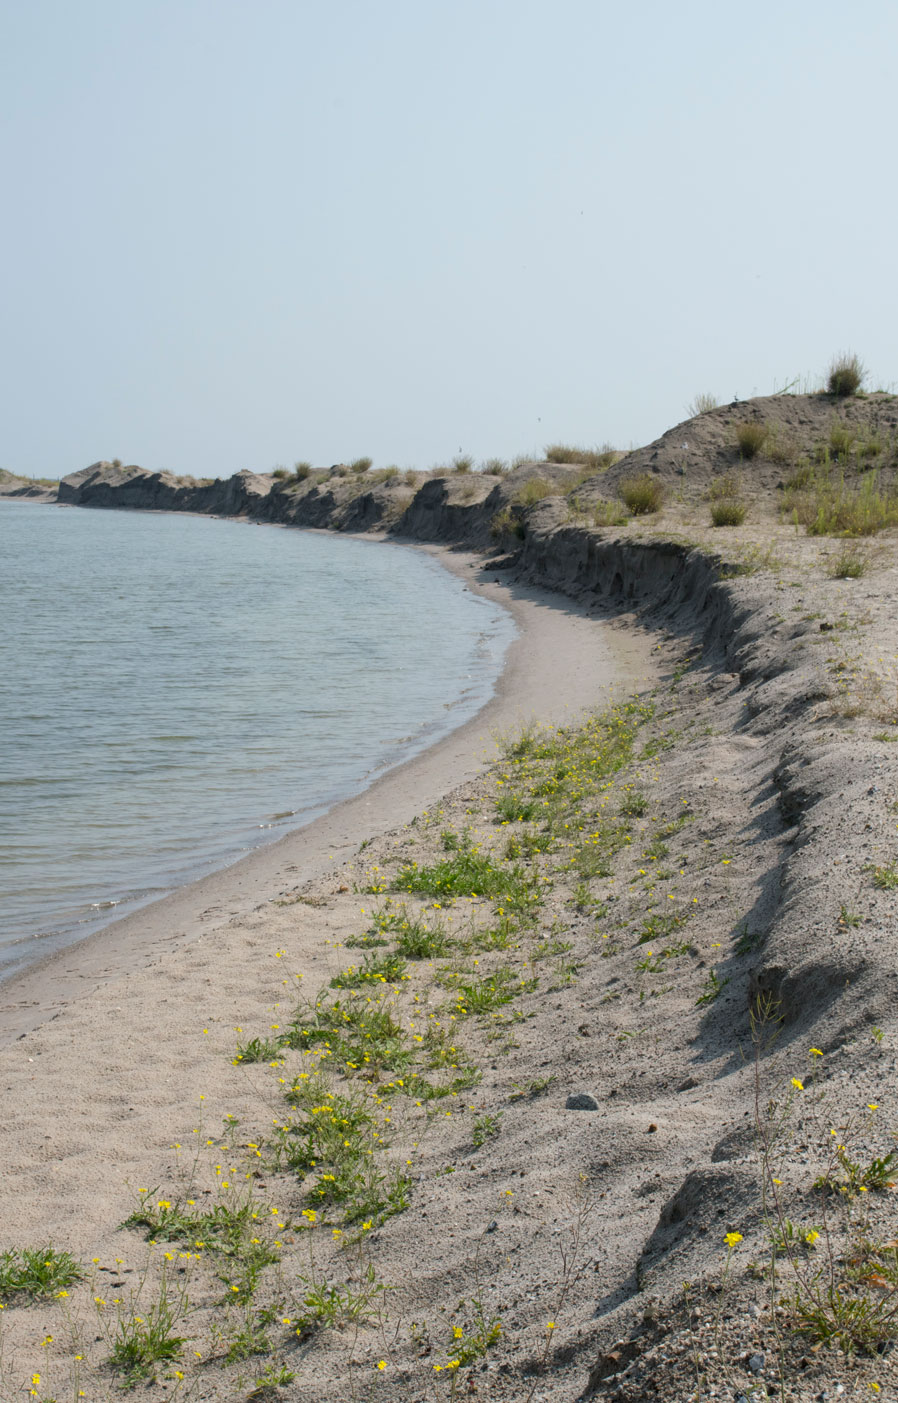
[2,0,896,479]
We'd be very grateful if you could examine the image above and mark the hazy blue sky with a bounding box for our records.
[2,0,896,478]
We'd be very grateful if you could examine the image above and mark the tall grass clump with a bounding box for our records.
[687,392,718,416]
[350,456,373,474]
[544,444,618,470]
[618,474,663,515]
[708,474,746,526]
[514,478,556,507]
[735,421,769,459]
[827,352,865,398]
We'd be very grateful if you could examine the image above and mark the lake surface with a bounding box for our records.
[0,502,515,979]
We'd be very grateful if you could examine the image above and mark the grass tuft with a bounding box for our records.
[735,421,769,459]
[827,352,865,398]
[618,474,664,515]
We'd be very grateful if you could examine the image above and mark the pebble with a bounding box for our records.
[748,1352,765,1374]
[566,1092,599,1110]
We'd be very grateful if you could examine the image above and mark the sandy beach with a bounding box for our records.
[3,396,898,1401]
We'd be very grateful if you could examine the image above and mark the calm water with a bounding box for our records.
[0,502,515,978]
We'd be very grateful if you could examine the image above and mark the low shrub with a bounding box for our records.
[592,498,629,527]
[735,421,769,459]
[293,462,312,480]
[827,352,864,398]
[514,478,556,508]
[781,467,898,536]
[618,474,663,515]
[829,544,868,578]
[544,444,617,470]
[711,498,746,526]
[687,392,718,416]
[350,457,372,474]
[453,455,474,473]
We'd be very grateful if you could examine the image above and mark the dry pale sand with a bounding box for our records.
[4,400,898,1403]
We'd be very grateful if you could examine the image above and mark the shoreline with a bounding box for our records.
[0,542,655,1048]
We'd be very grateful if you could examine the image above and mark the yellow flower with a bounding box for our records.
[791,1077,804,1090]
[810,1047,823,1057]
[724,1232,743,1247]
[868,1103,879,1111]
[376,1360,387,1370]
[805,1230,820,1245]
[453,1326,463,1339]
[547,1320,556,1330]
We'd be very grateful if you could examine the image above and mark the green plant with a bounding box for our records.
[233,1035,283,1064]
[688,392,718,416]
[592,498,629,527]
[829,543,868,578]
[255,1361,296,1386]
[735,421,769,459]
[814,1146,898,1199]
[293,461,312,479]
[223,1302,280,1361]
[350,456,372,473]
[271,467,289,479]
[829,423,856,459]
[330,951,407,987]
[618,474,664,514]
[710,497,746,526]
[781,465,898,536]
[544,444,617,470]
[0,1246,82,1298]
[619,791,648,817]
[293,1259,387,1332]
[870,862,898,889]
[509,1074,555,1100]
[696,968,728,1005]
[490,506,524,540]
[453,455,473,473]
[827,352,865,397]
[107,1263,188,1387]
[471,1113,502,1147]
[394,849,538,911]
[482,457,507,474]
[514,477,556,507]
[394,915,452,959]
[495,792,539,823]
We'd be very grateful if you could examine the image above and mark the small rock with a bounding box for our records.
[486,1220,498,1233]
[647,1123,658,1133]
[677,1076,699,1091]
[566,1092,599,1110]
[748,1352,765,1374]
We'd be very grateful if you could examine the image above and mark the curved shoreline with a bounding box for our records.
[0,542,655,1047]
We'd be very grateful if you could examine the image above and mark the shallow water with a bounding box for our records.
[0,502,514,978]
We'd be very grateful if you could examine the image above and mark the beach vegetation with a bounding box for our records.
[330,951,408,988]
[293,461,312,479]
[687,392,719,416]
[270,466,289,479]
[233,1034,283,1064]
[471,1112,502,1147]
[482,457,508,474]
[490,506,524,540]
[827,352,865,398]
[0,1246,82,1299]
[350,456,373,473]
[781,465,898,535]
[710,496,746,526]
[829,543,868,577]
[592,497,629,527]
[453,455,474,473]
[735,421,769,459]
[544,444,618,470]
[513,477,556,507]
[618,473,664,514]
